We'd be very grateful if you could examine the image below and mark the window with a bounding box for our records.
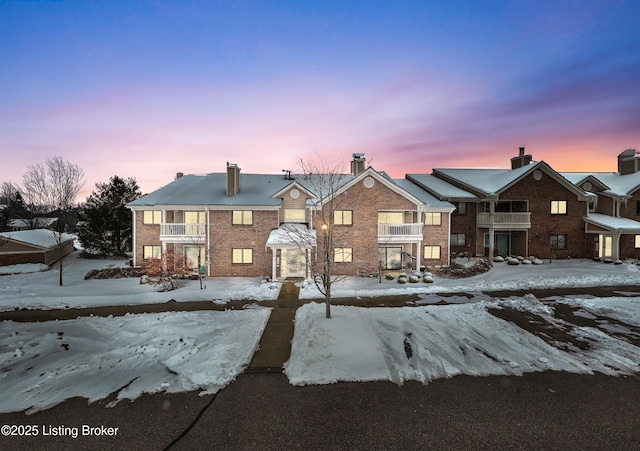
[452,202,467,215]
[284,209,306,223]
[550,234,567,249]
[232,210,253,225]
[424,245,441,259]
[635,235,640,248]
[185,211,206,223]
[551,201,567,215]
[232,248,253,264]
[424,212,442,225]
[636,201,640,216]
[143,245,161,259]
[451,233,466,246]
[589,201,596,213]
[378,211,403,224]
[334,247,353,263]
[143,211,162,224]
[334,210,353,225]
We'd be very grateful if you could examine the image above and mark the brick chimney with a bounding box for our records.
[511,147,532,169]
[618,149,639,175]
[351,153,366,176]
[227,163,241,196]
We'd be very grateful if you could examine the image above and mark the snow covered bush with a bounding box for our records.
[409,275,420,283]
[398,276,408,284]
[385,273,395,280]
[423,275,434,283]
[493,256,505,262]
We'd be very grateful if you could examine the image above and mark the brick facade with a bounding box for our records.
[499,171,588,259]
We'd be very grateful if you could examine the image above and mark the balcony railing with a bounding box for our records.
[378,223,423,242]
[476,212,531,229]
[160,223,206,242]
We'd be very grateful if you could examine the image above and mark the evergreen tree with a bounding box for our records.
[78,176,141,257]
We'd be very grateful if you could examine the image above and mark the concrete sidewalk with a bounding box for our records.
[247,281,300,372]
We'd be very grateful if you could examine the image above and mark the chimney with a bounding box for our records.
[618,149,639,175]
[227,163,241,196]
[351,153,366,176]
[511,147,532,169]
[175,172,183,180]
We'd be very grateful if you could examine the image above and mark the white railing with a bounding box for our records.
[476,212,531,227]
[378,223,423,238]
[160,223,206,236]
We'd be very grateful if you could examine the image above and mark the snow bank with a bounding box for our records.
[0,309,270,414]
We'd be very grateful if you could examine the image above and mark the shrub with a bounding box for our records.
[398,276,408,284]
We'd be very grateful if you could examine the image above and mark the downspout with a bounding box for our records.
[131,209,137,266]
[206,206,210,276]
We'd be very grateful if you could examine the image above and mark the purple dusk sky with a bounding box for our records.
[1,1,639,201]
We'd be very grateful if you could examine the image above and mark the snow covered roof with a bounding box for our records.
[405,173,478,201]
[266,224,317,247]
[584,213,640,232]
[567,172,640,197]
[387,177,456,209]
[0,229,75,250]
[9,218,57,229]
[432,164,534,196]
[128,173,303,208]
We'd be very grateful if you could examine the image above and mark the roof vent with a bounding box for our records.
[175,172,183,180]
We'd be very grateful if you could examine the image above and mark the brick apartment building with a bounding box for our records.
[127,149,640,279]
[127,154,454,279]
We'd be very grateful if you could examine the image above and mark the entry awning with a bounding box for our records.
[584,214,640,233]
[266,224,317,248]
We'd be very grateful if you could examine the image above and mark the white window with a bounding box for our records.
[378,211,403,224]
[143,211,162,224]
[334,247,353,263]
[635,235,640,248]
[284,209,306,223]
[185,211,206,223]
[424,212,442,225]
[334,210,353,225]
[551,201,567,215]
[424,245,441,259]
[143,245,161,259]
[451,233,466,246]
[232,248,253,264]
[232,210,253,225]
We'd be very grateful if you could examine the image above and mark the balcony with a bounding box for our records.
[160,223,206,243]
[476,212,531,230]
[378,223,423,243]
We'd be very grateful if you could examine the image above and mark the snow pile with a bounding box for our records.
[284,299,640,386]
[0,309,270,414]
[0,254,281,311]
[0,263,49,275]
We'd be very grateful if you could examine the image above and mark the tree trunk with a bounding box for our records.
[325,284,331,318]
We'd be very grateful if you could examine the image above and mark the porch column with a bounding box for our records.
[271,247,277,280]
[488,200,495,259]
[415,241,421,271]
[612,231,621,261]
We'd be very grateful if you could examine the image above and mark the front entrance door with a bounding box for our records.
[598,234,613,259]
[284,248,306,278]
[484,233,510,257]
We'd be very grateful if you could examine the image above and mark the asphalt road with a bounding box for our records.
[1,371,639,450]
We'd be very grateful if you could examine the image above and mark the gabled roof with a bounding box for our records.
[383,175,455,210]
[405,173,478,201]
[561,173,611,193]
[432,161,588,200]
[563,172,640,198]
[0,229,75,250]
[127,173,300,208]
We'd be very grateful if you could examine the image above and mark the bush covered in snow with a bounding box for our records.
[385,273,395,280]
[398,276,408,284]
[409,275,420,283]
[434,259,493,279]
[84,267,146,280]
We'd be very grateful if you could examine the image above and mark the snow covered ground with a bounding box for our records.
[1,253,640,414]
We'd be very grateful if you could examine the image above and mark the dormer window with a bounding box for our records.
[284,209,306,223]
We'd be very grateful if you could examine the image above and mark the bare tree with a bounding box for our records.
[21,157,85,285]
[22,157,85,213]
[294,157,353,319]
